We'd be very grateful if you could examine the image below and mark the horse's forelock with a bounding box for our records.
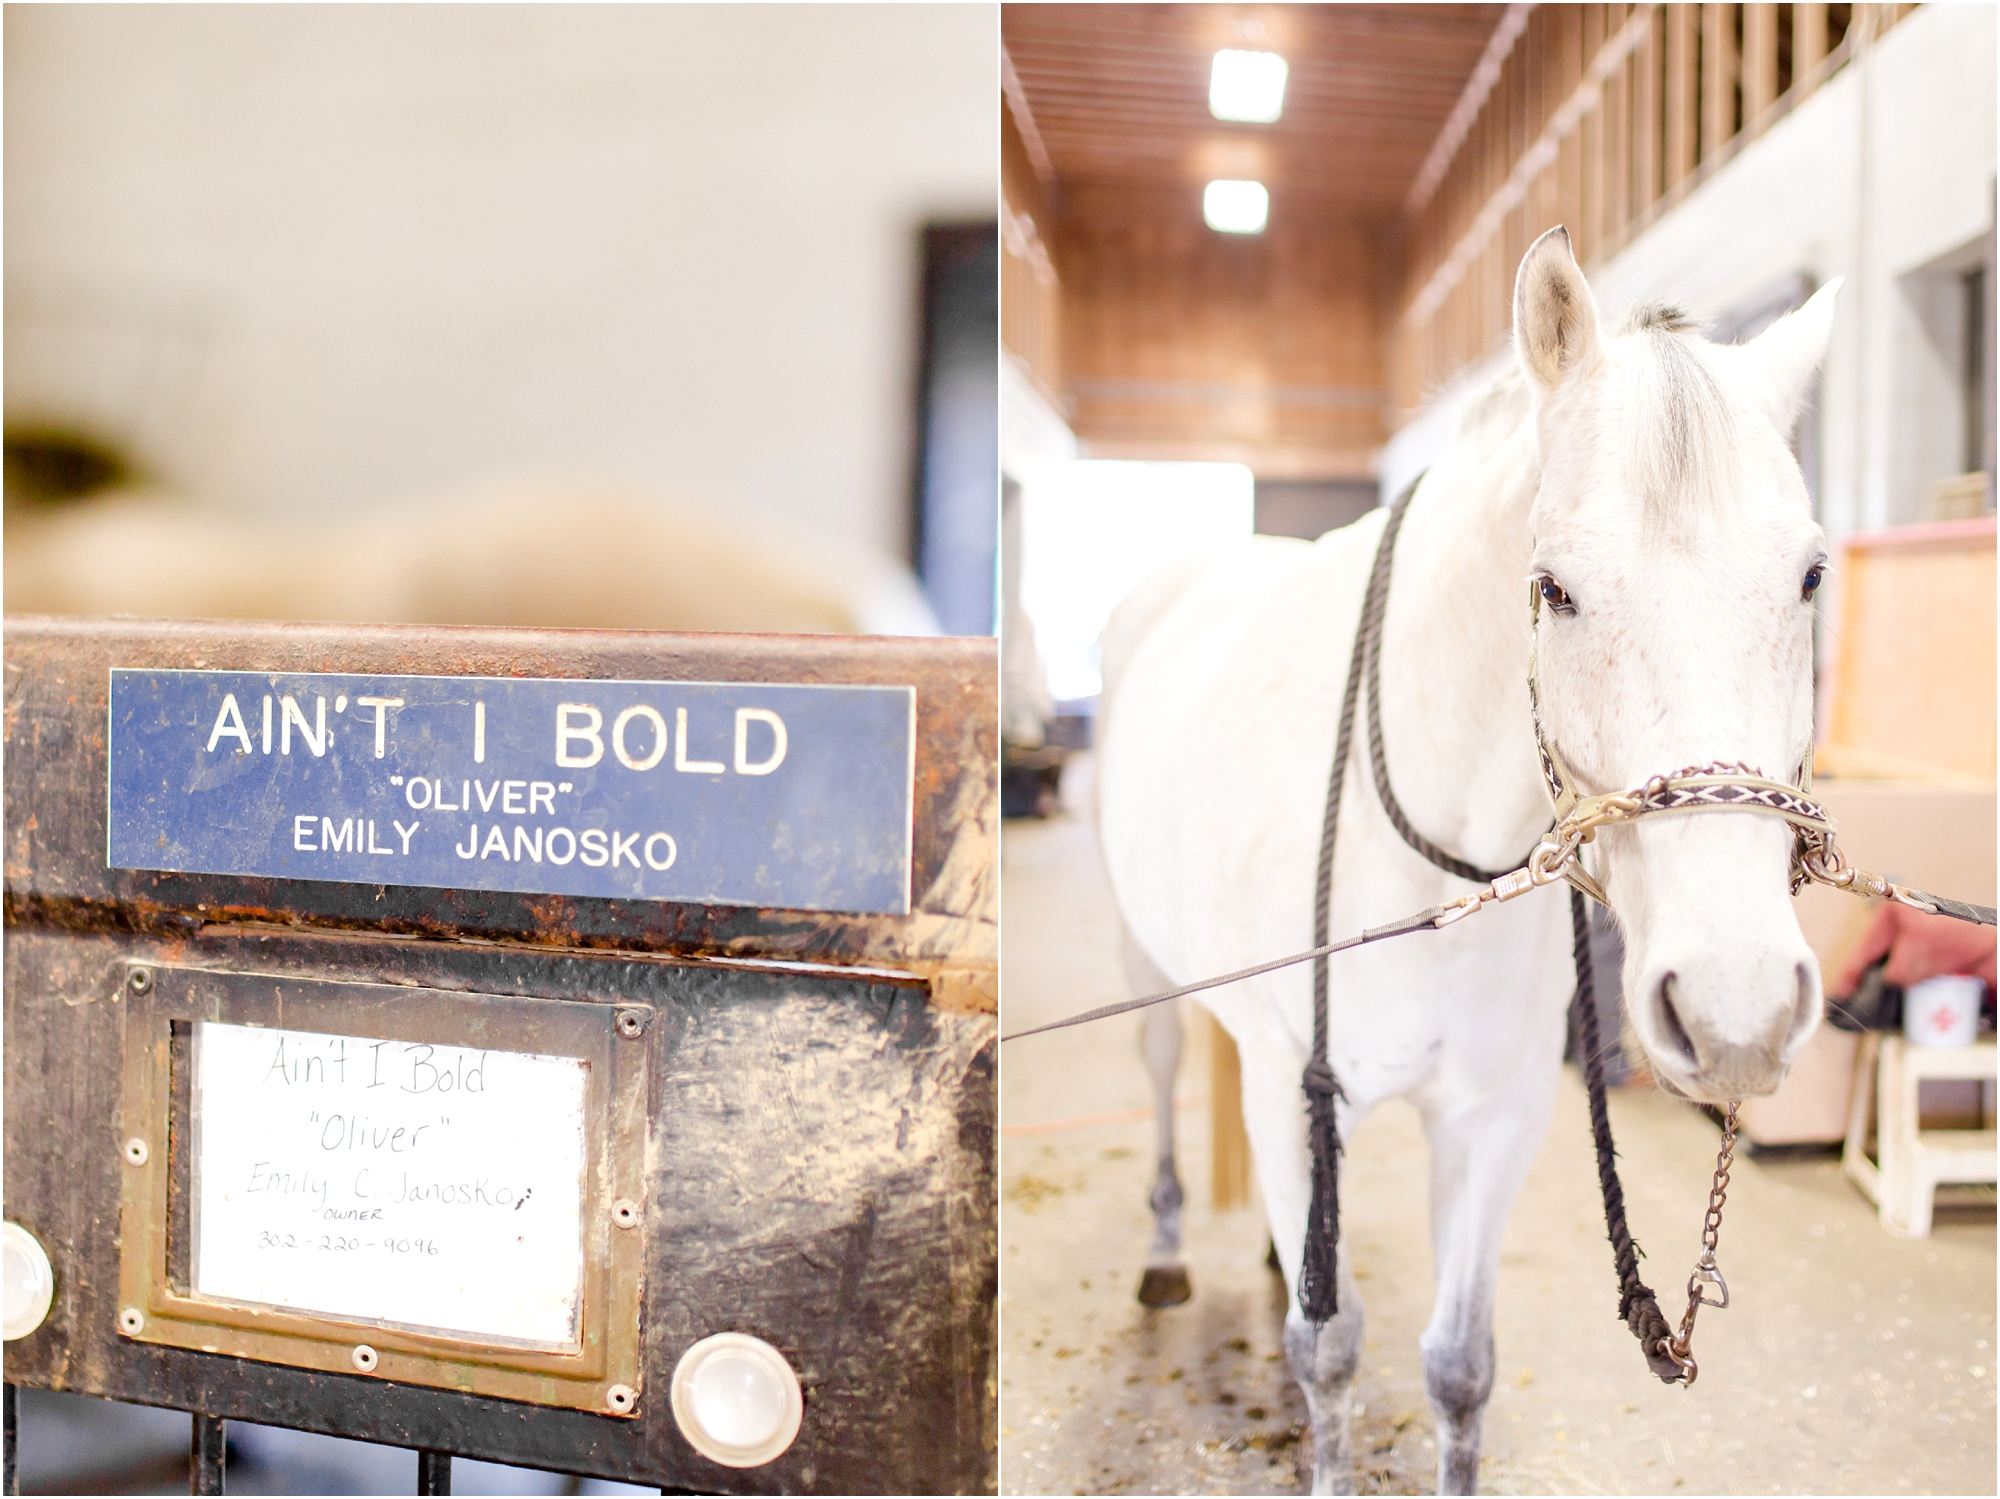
[1618,318,1737,531]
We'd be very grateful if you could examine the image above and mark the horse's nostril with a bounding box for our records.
[1656,971,1699,1068]
[1786,961,1820,1048]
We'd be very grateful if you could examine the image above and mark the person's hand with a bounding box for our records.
[1833,902,1998,995]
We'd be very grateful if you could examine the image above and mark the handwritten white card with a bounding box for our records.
[192,1020,588,1349]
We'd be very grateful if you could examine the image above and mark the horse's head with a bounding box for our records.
[1512,226,1837,1103]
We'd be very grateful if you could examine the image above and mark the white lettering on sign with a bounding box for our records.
[192,1021,588,1349]
[206,695,254,755]
[733,708,787,775]
[353,697,405,758]
[674,708,725,775]
[555,705,603,768]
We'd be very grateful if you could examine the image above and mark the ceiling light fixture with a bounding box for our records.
[1209,49,1288,123]
[1203,180,1270,235]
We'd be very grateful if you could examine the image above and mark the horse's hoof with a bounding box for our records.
[1137,1265,1193,1307]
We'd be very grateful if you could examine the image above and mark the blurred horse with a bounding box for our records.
[5,478,939,637]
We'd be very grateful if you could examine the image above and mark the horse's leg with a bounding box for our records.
[1283,1251,1364,1495]
[1417,1083,1556,1496]
[1127,930,1191,1307]
[1230,1031,1363,1495]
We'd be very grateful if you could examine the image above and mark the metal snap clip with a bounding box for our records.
[1688,1253,1729,1310]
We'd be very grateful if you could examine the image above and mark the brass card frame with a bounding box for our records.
[116,963,648,1416]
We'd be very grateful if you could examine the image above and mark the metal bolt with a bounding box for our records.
[352,1344,378,1373]
[123,1138,149,1167]
[119,1307,144,1335]
[615,1011,645,1039]
[606,1384,637,1415]
[611,1199,640,1229]
[127,968,152,995]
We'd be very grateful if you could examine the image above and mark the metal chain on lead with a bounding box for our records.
[1660,1102,1738,1386]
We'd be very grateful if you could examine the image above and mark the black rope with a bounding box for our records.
[1570,886,1684,1382]
[1302,479,1537,1323]
[1361,498,1525,887]
[1298,483,1388,1321]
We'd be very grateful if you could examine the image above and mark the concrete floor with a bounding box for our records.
[1000,760,1996,1496]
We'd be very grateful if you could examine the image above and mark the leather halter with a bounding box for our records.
[1523,576,1830,911]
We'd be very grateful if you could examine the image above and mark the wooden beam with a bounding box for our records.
[1795,3,1831,99]
[1742,4,1780,130]
[1666,5,1697,188]
[1581,5,1606,264]
[1205,1011,1251,1211]
[1701,2,1740,166]
[1000,44,1061,207]
[1405,3,1536,217]
[1606,8,1632,253]
[1636,6,1663,217]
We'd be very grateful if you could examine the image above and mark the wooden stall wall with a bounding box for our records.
[1059,220,1386,478]
[1002,96,1064,407]
[1390,2,1917,420]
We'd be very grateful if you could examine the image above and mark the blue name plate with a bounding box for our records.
[108,670,916,916]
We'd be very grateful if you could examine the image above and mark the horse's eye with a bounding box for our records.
[1538,575,1574,614]
[1802,566,1824,601]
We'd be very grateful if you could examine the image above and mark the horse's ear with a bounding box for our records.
[1513,226,1602,395]
[1734,277,1841,434]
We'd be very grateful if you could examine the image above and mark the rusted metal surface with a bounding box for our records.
[4,616,998,997]
[4,617,997,1494]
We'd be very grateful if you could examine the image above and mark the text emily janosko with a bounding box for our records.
[201,689,789,871]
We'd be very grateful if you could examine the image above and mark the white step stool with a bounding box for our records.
[1842,1034,1997,1237]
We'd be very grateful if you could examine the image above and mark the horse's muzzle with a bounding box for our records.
[1632,956,1820,1102]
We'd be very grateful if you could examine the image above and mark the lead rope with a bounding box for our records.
[1570,885,1684,1381]
[1308,481,1706,1390]
[1303,481,1537,1323]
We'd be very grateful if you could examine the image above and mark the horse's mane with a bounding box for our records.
[1615,301,1736,529]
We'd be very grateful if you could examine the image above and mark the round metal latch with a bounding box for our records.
[670,1332,803,1467]
[611,1199,641,1230]
[127,968,152,995]
[352,1344,379,1373]
[123,1137,150,1167]
[615,1011,645,1039]
[606,1384,638,1415]
[118,1307,145,1336]
[3,1222,57,1341]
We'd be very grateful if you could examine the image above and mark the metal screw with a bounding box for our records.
[123,1138,149,1167]
[127,968,152,995]
[611,1199,640,1229]
[606,1384,637,1415]
[352,1344,378,1373]
[615,1011,645,1039]
[118,1307,144,1335]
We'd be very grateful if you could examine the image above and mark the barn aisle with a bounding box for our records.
[1000,756,1995,1496]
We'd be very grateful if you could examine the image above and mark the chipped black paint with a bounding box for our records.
[4,618,997,1494]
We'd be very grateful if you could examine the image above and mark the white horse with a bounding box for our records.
[1096,227,1837,1495]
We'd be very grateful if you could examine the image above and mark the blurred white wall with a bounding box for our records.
[4,4,998,559]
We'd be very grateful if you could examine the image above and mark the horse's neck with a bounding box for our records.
[1377,417,1553,870]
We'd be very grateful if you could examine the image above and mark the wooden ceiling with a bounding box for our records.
[1004,3,1510,228]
